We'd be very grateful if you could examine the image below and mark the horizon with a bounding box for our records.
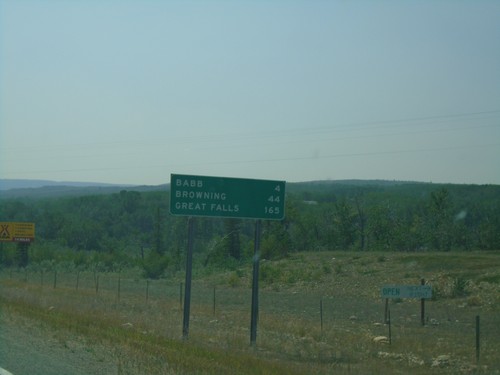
[1,2,499,186]
[1,176,498,193]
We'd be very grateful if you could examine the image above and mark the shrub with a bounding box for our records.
[322,263,332,274]
[452,277,469,297]
[466,295,482,307]
[377,255,387,263]
[260,262,281,284]
[227,272,241,288]
[142,252,169,279]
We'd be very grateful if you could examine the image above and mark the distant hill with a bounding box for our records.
[0,179,165,199]
[0,179,132,191]
[0,178,496,200]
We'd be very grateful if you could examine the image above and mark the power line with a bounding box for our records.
[170,142,500,166]
[2,110,499,163]
[4,142,499,177]
[2,109,499,153]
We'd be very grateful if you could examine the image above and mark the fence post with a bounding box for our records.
[476,315,480,363]
[384,298,389,324]
[180,282,183,309]
[388,308,392,345]
[213,287,216,316]
[320,298,323,332]
[117,272,121,301]
[420,278,425,326]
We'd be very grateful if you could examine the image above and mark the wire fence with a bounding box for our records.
[1,267,499,369]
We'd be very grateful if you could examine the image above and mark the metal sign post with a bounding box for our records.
[182,217,195,339]
[250,220,261,346]
[420,278,426,326]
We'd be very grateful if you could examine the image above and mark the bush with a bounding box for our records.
[260,262,281,284]
[452,277,469,297]
[466,295,482,307]
[227,272,241,288]
[142,252,169,279]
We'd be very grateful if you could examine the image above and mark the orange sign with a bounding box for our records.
[0,222,35,243]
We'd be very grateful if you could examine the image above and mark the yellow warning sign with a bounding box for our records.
[0,222,35,243]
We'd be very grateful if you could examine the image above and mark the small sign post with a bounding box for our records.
[420,278,426,326]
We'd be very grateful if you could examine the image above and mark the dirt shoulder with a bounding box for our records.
[0,307,117,375]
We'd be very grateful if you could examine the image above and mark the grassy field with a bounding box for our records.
[1,251,500,374]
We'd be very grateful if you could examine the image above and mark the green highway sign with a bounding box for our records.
[170,174,285,220]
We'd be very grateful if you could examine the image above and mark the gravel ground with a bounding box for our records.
[0,309,118,375]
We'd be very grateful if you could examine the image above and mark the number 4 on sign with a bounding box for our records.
[275,185,281,192]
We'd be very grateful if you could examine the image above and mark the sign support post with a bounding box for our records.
[250,219,261,346]
[17,242,30,268]
[182,217,195,339]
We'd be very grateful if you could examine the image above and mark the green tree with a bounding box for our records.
[261,220,292,260]
[142,250,169,279]
[428,188,453,250]
[223,219,241,260]
[333,198,356,250]
[354,194,367,251]
[367,204,395,251]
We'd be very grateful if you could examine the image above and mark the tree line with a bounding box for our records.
[1,181,499,277]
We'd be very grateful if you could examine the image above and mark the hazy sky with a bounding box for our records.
[1,1,499,186]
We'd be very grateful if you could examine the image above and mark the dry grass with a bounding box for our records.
[1,251,500,374]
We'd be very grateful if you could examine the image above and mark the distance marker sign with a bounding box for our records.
[170,174,285,220]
